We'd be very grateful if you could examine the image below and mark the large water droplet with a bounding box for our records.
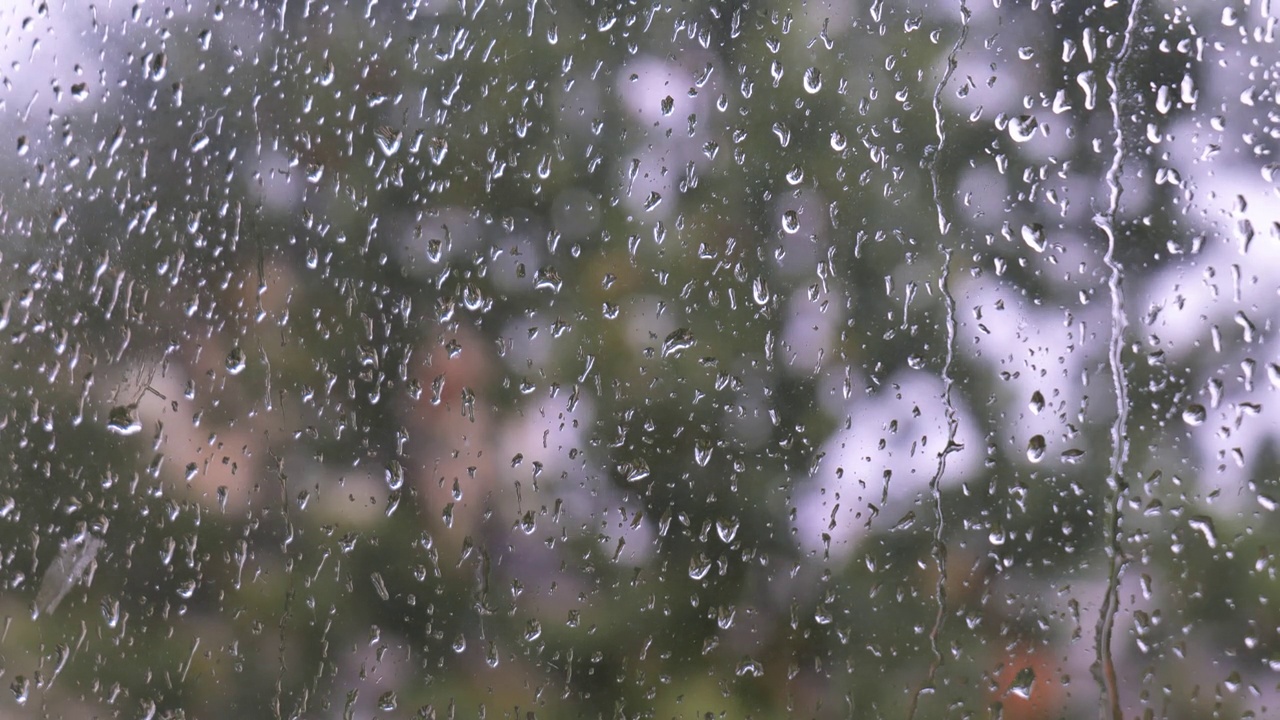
[694,439,714,466]
[1026,435,1046,463]
[803,66,822,94]
[384,460,405,490]
[715,516,739,544]
[106,405,142,436]
[1020,223,1046,252]
[1008,115,1039,142]
[619,459,651,483]
[1008,666,1035,699]
[688,553,713,580]
[661,328,695,357]
[781,210,800,234]
[226,347,247,375]
[1182,404,1207,426]
[375,126,402,156]
[1188,515,1218,548]
[751,277,770,305]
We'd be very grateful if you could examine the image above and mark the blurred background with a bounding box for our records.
[0,0,1274,717]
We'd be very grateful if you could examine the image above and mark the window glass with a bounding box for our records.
[0,0,1272,717]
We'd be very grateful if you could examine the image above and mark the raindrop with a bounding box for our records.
[1029,390,1045,414]
[375,126,402,156]
[106,405,142,436]
[829,131,847,151]
[225,347,247,375]
[1007,666,1035,699]
[688,553,713,580]
[1182,404,1206,426]
[803,66,822,94]
[1020,223,1046,252]
[1026,435,1046,463]
[385,460,405,490]
[143,52,167,81]
[370,572,389,601]
[10,676,28,705]
[619,458,650,483]
[534,266,563,292]
[785,165,804,185]
[716,605,736,629]
[1008,115,1038,142]
[781,210,800,234]
[1189,515,1218,548]
[715,516,739,543]
[694,439,714,466]
[751,277,770,305]
[661,328,695,357]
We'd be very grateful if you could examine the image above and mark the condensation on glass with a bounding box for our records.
[0,0,1272,718]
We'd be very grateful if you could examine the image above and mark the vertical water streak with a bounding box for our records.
[906,4,969,718]
[1094,2,1142,719]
